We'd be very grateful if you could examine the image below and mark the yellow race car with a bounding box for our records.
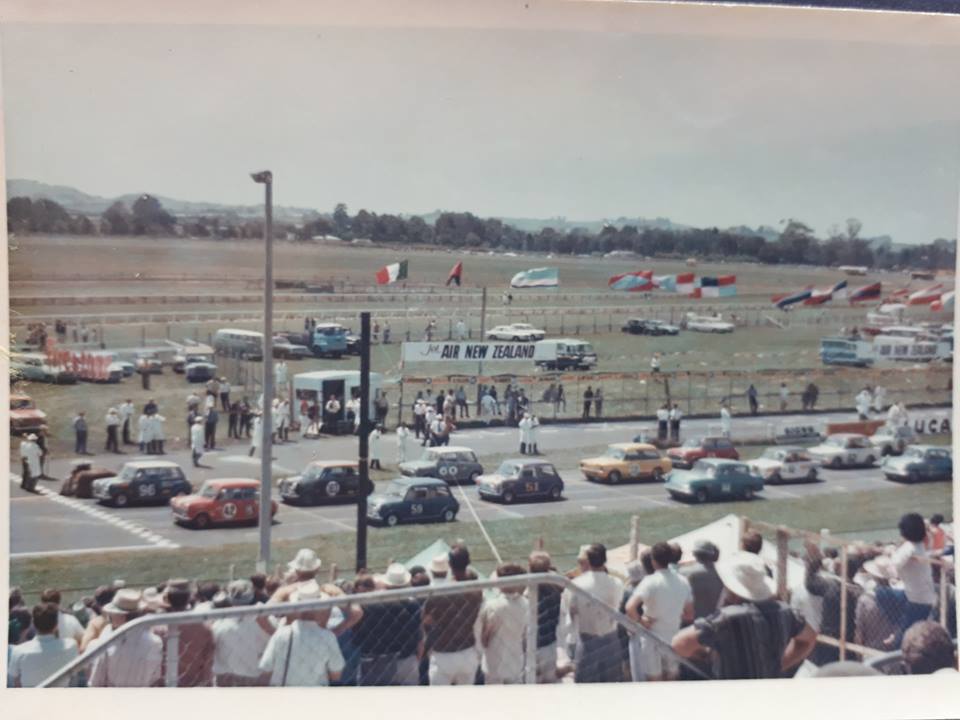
[579,442,672,484]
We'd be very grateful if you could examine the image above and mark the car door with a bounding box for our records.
[781,452,796,479]
[437,452,459,482]
[536,464,561,496]
[704,439,717,459]
[716,467,733,496]
[321,466,349,500]
[133,470,159,503]
[623,450,643,480]
[157,468,182,499]
[238,487,258,521]
[405,486,430,521]
[340,465,360,497]
[518,466,538,497]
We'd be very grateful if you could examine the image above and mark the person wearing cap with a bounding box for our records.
[8,602,79,687]
[19,433,42,491]
[565,543,625,683]
[625,542,693,681]
[73,410,90,455]
[211,580,272,686]
[193,582,221,613]
[518,412,533,455]
[284,548,323,585]
[352,564,421,685]
[479,563,529,684]
[369,425,383,470]
[153,581,214,687]
[258,580,346,686]
[89,589,163,686]
[681,540,724,620]
[80,586,117,652]
[671,551,817,679]
[190,417,205,468]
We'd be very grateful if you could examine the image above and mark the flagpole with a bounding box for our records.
[478,286,487,377]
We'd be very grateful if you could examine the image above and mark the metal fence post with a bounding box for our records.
[165,626,180,687]
[629,516,640,561]
[839,545,849,661]
[525,579,539,684]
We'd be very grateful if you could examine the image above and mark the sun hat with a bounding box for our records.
[141,587,166,612]
[290,580,326,602]
[102,588,144,615]
[288,548,322,573]
[378,563,412,589]
[716,551,776,602]
[429,554,449,576]
[227,579,256,606]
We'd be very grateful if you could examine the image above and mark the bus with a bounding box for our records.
[213,328,264,360]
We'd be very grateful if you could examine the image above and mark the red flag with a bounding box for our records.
[446,261,463,287]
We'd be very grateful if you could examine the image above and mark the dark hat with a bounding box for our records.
[693,540,720,561]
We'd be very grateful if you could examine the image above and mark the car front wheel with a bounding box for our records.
[607,470,622,485]
[806,468,818,482]
[694,488,708,503]
[443,509,456,522]
[550,485,562,500]
[830,456,843,469]
[192,512,210,529]
[385,514,399,527]
[502,490,515,504]
[742,487,755,501]
[113,493,129,508]
[652,468,664,482]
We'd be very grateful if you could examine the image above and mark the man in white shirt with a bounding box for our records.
[855,388,873,420]
[566,543,625,683]
[258,580,345,686]
[656,405,670,443]
[625,542,693,680]
[480,564,529,684]
[669,404,683,443]
[119,399,135,445]
[212,580,271,686]
[190,418,205,468]
[720,403,732,438]
[423,406,437,446]
[89,589,163,687]
[888,513,936,642]
[369,426,383,469]
[8,603,78,687]
[396,424,410,463]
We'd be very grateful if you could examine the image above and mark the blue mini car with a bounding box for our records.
[366,477,459,527]
[882,445,952,483]
[477,459,565,504]
[664,458,763,503]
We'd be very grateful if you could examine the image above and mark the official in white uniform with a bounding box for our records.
[248,412,262,457]
[369,426,383,469]
[20,434,42,490]
[518,413,533,454]
[719,405,732,438]
[396,424,410,464]
[190,418,205,467]
[855,389,872,420]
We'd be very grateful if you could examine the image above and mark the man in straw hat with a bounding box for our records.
[212,580,272,686]
[258,580,345,686]
[671,551,816,680]
[352,563,421,685]
[88,589,163,686]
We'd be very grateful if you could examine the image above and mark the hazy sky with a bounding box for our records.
[2,21,959,242]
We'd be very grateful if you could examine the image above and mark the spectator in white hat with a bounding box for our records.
[212,580,271,686]
[89,589,163,687]
[258,580,345,686]
[671,551,817,680]
[353,565,421,685]
[429,554,449,584]
[285,548,322,584]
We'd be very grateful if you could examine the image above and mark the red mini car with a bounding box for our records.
[171,478,278,530]
[666,436,739,469]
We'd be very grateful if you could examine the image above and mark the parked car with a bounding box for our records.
[664,459,763,503]
[344,331,361,355]
[60,462,115,498]
[366,477,459,527]
[533,339,597,371]
[10,352,77,384]
[280,461,363,505]
[272,339,312,360]
[621,318,680,336]
[477,459,565,504]
[748,447,818,484]
[93,461,192,507]
[114,360,136,377]
[808,433,877,469]
[185,362,218,383]
[172,348,214,373]
[134,352,164,374]
[684,314,735,333]
[171,478,278,529]
[870,425,916,456]
[666,436,739,469]
[9,393,47,435]
[882,445,952,483]
[485,323,545,341]
[398,446,484,484]
[579,443,672,484]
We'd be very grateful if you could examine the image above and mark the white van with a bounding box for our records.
[213,329,264,360]
[533,339,598,371]
[293,370,383,435]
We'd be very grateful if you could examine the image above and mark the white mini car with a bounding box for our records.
[749,447,819,484]
[808,433,878,469]
[685,314,735,333]
[870,425,916,456]
[486,323,546,342]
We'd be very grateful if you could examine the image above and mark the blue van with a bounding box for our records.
[311,323,348,358]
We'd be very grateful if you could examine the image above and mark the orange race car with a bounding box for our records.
[579,442,672,484]
[171,478,278,530]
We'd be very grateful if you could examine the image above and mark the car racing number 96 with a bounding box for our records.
[138,483,156,497]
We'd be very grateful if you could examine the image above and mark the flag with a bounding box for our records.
[376,260,408,285]
[511,267,559,288]
[676,273,697,296]
[931,290,955,312]
[608,270,653,292]
[774,287,813,310]
[699,275,737,298]
[804,279,848,306]
[848,282,882,303]
[652,275,677,292]
[446,261,463,287]
[907,283,944,306]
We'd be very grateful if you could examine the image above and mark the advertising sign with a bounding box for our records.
[402,342,536,363]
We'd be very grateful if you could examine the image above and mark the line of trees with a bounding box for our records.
[7,195,956,271]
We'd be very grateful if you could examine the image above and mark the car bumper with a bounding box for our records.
[667,457,693,469]
[92,486,114,500]
[477,484,503,499]
[580,468,607,481]
[664,484,695,497]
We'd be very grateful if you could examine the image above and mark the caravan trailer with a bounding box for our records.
[292,370,383,435]
[213,329,264,360]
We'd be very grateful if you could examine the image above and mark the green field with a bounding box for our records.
[10,482,952,603]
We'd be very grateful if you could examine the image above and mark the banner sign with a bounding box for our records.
[402,342,536,363]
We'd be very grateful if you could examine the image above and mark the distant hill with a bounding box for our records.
[414,210,692,233]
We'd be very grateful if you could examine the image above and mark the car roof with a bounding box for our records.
[385,476,448,487]
[308,460,359,468]
[200,478,261,489]
[693,458,742,467]
[427,445,474,453]
[768,446,806,453]
[123,460,182,470]
[610,442,658,452]
[498,458,553,468]
[827,433,866,440]
[910,445,948,452]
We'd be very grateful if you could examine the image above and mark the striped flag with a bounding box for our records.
[699,275,737,298]
[446,261,463,287]
[931,290,955,312]
[609,270,654,292]
[774,287,813,310]
[511,267,559,288]
[375,260,408,285]
[907,283,944,305]
[804,279,848,306]
[652,275,677,292]
[848,282,882,303]
[676,273,697,296]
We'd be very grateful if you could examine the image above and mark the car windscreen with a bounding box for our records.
[384,481,407,496]
[826,437,845,447]
[119,466,137,481]
[421,450,440,462]
[496,462,520,477]
[200,483,218,498]
[693,461,715,476]
[761,448,781,460]
[603,448,625,460]
[682,438,703,448]
[904,448,924,459]
[10,398,31,409]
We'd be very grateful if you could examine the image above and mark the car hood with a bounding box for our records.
[477,473,509,484]
[667,447,697,457]
[579,456,612,467]
[171,494,204,506]
[399,460,434,471]
[750,458,780,470]
[808,444,841,455]
[882,456,916,470]
[11,408,46,420]
[368,492,403,505]
[665,469,710,484]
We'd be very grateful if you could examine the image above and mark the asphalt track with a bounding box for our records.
[9,409,951,557]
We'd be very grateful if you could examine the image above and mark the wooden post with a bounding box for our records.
[839,545,849,661]
[776,527,789,601]
[629,515,640,561]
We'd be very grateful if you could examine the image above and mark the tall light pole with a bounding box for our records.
[251,170,274,572]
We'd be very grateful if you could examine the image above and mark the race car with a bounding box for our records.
[477,459,564,504]
[882,445,952,483]
[621,318,680,336]
[485,323,546,342]
[748,447,819,484]
[808,433,878,469]
[10,393,47,435]
[93,461,192,507]
[280,460,363,505]
[666,436,739,470]
[870,425,916,457]
[398,446,484,484]
[579,442,672,484]
[171,478,278,529]
[664,459,763,503]
[366,477,459,527]
[60,462,115,498]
